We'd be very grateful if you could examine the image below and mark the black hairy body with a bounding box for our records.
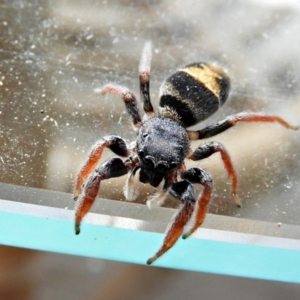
[137,117,189,187]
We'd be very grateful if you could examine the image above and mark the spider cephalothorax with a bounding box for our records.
[137,117,189,187]
[73,41,298,265]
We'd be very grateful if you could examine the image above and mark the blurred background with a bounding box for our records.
[0,0,300,299]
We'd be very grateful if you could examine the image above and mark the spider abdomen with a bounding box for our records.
[159,62,230,127]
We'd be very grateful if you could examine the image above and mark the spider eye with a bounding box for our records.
[170,162,178,169]
[138,150,144,158]
[143,155,154,166]
[156,161,168,173]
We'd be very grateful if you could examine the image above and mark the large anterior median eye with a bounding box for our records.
[170,162,178,169]
[138,150,144,158]
[156,161,168,173]
[143,155,154,167]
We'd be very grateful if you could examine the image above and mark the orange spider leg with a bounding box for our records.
[188,112,298,140]
[74,136,131,200]
[95,84,142,129]
[187,141,240,207]
[147,168,213,265]
[75,157,135,234]
[147,180,196,265]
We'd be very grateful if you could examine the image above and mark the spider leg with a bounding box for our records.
[187,112,299,140]
[147,180,196,265]
[139,41,154,117]
[180,168,213,239]
[75,157,136,234]
[95,84,142,129]
[187,141,241,207]
[74,135,131,200]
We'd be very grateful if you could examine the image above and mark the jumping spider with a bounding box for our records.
[74,42,298,265]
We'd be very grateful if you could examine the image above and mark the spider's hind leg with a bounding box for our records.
[139,41,155,118]
[95,85,142,130]
[187,112,299,140]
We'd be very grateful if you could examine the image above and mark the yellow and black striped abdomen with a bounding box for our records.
[159,63,230,127]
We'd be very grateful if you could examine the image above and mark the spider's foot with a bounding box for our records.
[182,233,189,240]
[73,190,79,201]
[182,230,193,240]
[232,192,241,208]
[75,223,81,235]
[287,124,299,130]
[146,255,158,265]
[146,241,173,265]
[182,220,203,240]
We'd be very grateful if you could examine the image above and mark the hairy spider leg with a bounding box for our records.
[187,112,299,140]
[95,84,142,129]
[74,135,131,200]
[139,41,154,117]
[180,168,213,239]
[146,179,197,265]
[75,157,137,234]
[187,141,241,207]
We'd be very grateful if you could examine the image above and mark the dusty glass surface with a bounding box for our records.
[1,0,300,224]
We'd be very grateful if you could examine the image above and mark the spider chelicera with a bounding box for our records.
[73,42,298,265]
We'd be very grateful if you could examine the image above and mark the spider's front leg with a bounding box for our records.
[147,168,213,265]
[147,180,196,265]
[74,135,132,200]
[180,168,213,239]
[75,156,138,234]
